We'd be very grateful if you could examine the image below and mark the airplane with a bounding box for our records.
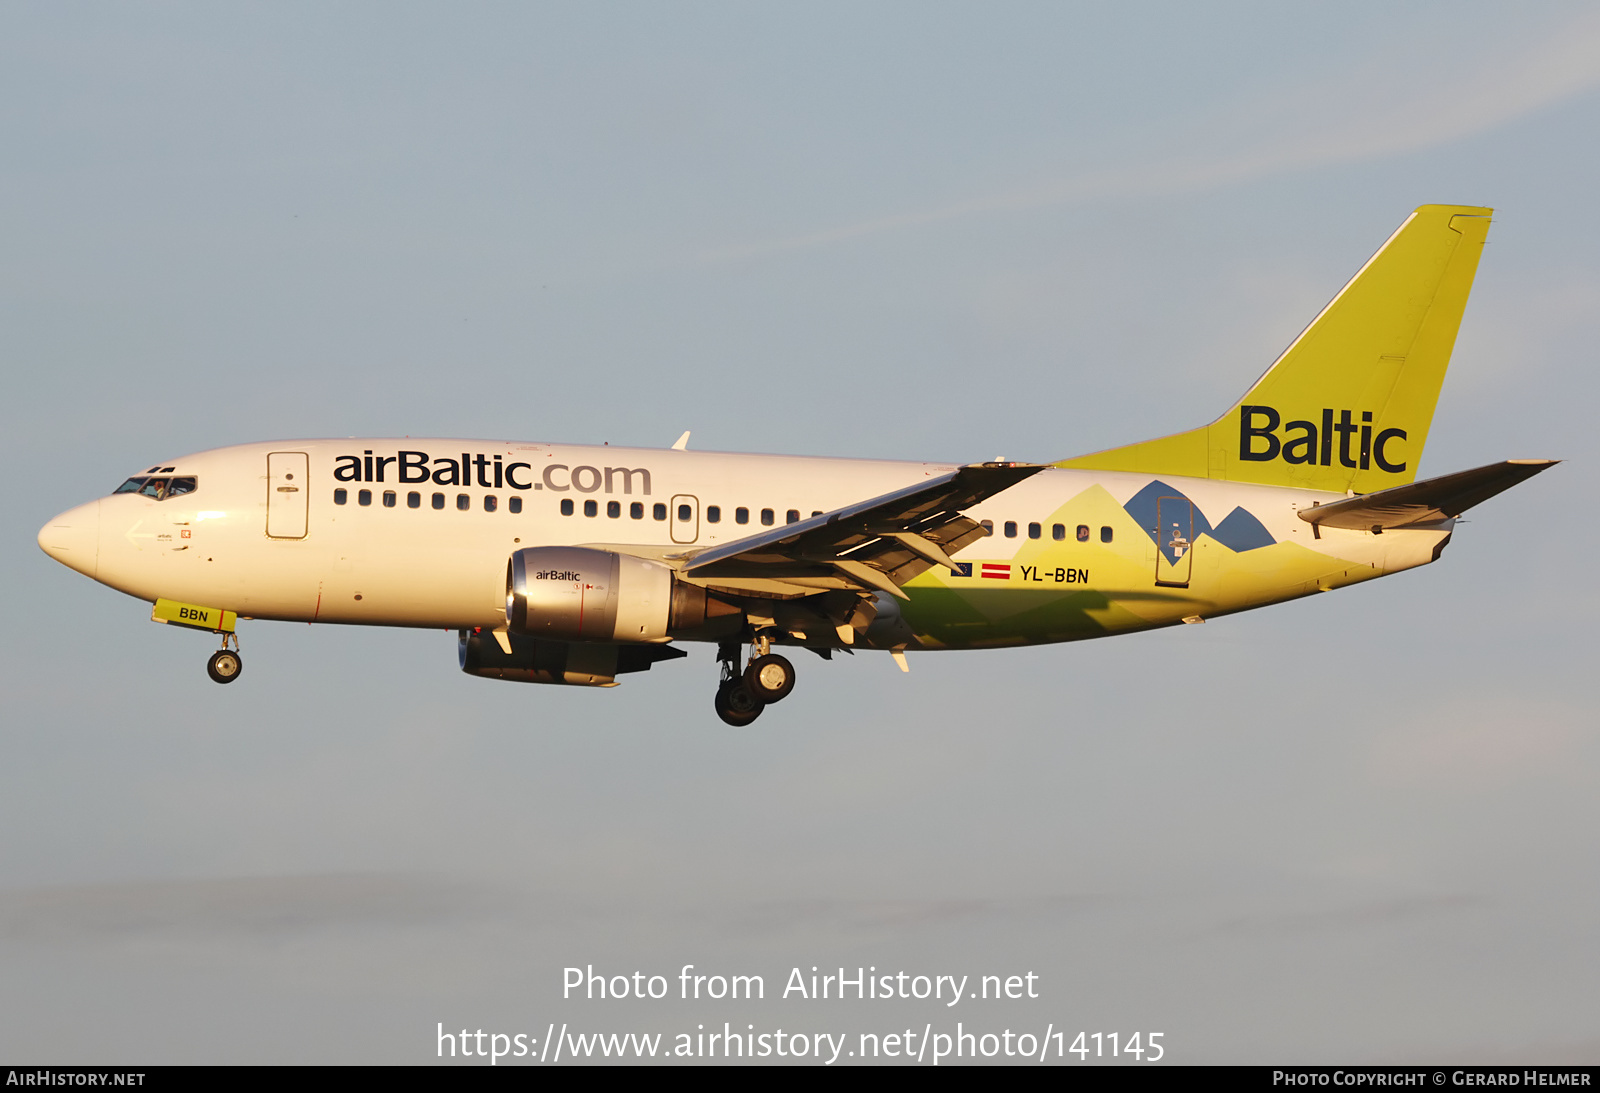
[37,204,1556,725]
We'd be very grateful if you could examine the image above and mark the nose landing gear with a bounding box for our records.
[206,633,242,684]
[713,636,798,726]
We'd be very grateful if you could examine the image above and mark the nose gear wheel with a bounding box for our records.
[207,649,243,684]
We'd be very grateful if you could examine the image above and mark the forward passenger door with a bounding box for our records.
[266,452,309,539]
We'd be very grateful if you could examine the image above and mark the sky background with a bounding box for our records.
[2,0,1597,1065]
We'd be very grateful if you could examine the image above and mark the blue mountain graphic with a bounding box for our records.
[1120,480,1276,562]
[1211,507,1276,552]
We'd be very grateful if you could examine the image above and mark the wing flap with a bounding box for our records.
[682,463,1044,595]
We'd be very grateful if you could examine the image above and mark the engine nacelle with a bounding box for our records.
[506,546,680,643]
[459,628,687,687]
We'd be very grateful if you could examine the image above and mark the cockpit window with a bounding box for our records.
[111,475,197,501]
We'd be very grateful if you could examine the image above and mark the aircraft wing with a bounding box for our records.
[1297,459,1557,531]
[679,462,1047,599]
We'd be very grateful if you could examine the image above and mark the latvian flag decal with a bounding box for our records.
[980,563,1011,580]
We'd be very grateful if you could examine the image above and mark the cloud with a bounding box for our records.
[728,894,1116,937]
[0,873,518,944]
[700,11,1600,264]
[1369,697,1589,790]
[1406,1035,1600,1066]
[1199,894,1489,939]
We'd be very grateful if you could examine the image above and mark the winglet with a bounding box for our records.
[671,431,691,451]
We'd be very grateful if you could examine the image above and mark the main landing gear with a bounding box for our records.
[714,636,797,726]
[206,633,243,684]
[746,653,796,702]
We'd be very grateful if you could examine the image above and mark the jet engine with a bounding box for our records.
[505,546,734,644]
[459,626,686,687]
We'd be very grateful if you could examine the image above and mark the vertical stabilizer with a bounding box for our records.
[1056,205,1493,492]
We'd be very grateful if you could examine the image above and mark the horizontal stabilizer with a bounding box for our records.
[1297,459,1557,531]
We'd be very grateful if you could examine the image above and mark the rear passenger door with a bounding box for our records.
[1153,496,1193,588]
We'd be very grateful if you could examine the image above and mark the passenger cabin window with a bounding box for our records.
[1004,521,1017,538]
[509,497,522,514]
[607,500,620,518]
[408,491,421,509]
[432,493,445,510]
[485,495,498,512]
[980,519,994,535]
[736,507,749,524]
[678,504,692,522]
[706,505,721,523]
[1076,524,1090,542]
[1100,526,1114,543]
[334,488,348,505]
[456,494,470,511]
[1028,522,1041,539]
[584,500,598,517]
[760,508,774,526]
[1052,523,1065,541]
[653,503,667,521]
[383,490,396,508]
[358,489,372,506]
[560,499,574,516]
[631,502,644,519]
[786,509,800,524]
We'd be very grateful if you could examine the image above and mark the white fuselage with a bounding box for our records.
[40,438,1448,651]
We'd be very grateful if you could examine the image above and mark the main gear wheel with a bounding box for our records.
[744,653,796,703]
[714,682,763,726]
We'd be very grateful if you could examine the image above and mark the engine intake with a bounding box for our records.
[506,546,742,643]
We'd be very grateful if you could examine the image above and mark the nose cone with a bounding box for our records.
[38,500,100,579]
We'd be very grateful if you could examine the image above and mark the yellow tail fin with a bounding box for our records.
[1056,205,1493,492]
